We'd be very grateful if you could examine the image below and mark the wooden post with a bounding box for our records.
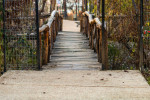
[42,30,49,65]
[48,30,51,63]
[98,29,102,63]
[53,21,55,42]
[39,32,42,67]
[61,17,63,31]
[80,15,83,32]
[92,24,96,49]
[90,24,93,49]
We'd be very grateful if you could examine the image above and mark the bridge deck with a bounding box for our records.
[43,20,101,70]
[0,20,150,100]
[43,31,101,70]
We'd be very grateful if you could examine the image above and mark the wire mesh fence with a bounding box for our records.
[103,1,141,70]
[143,0,150,70]
[103,0,150,71]
[3,0,39,70]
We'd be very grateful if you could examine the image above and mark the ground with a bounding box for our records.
[0,70,150,100]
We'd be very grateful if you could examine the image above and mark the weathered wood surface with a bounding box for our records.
[39,10,63,68]
[43,31,102,70]
[81,11,108,70]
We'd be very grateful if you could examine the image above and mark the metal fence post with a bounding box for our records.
[102,0,108,70]
[2,0,6,72]
[35,0,41,70]
[102,0,105,70]
[85,0,87,11]
[139,0,144,72]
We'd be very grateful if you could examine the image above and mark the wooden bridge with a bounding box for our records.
[1,0,150,99]
[41,13,102,70]
[1,10,150,100]
[37,11,108,71]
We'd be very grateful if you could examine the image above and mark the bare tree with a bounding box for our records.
[63,0,67,18]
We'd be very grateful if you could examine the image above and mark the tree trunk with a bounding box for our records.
[85,0,87,11]
[82,0,85,12]
[50,0,56,13]
[97,0,100,17]
[63,0,67,18]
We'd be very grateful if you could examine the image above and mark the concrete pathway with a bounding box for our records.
[0,70,150,100]
[0,20,150,100]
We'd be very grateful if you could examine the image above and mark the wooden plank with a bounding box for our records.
[53,52,96,55]
[54,46,90,49]
[49,61,100,65]
[51,56,98,59]
[52,49,93,52]
[51,55,97,58]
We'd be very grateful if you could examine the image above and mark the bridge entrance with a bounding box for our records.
[2,0,150,73]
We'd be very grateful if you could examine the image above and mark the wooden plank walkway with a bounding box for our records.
[43,31,102,70]
[0,20,150,100]
[43,19,101,70]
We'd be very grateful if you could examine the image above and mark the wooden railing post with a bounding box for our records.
[42,30,49,65]
[39,32,42,67]
[98,29,102,63]
[61,17,63,31]
[39,10,63,68]
[48,30,51,63]
[80,16,82,32]
[91,24,95,50]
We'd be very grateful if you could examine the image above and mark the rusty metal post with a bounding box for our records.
[35,0,41,70]
[139,0,144,72]
[102,0,108,70]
